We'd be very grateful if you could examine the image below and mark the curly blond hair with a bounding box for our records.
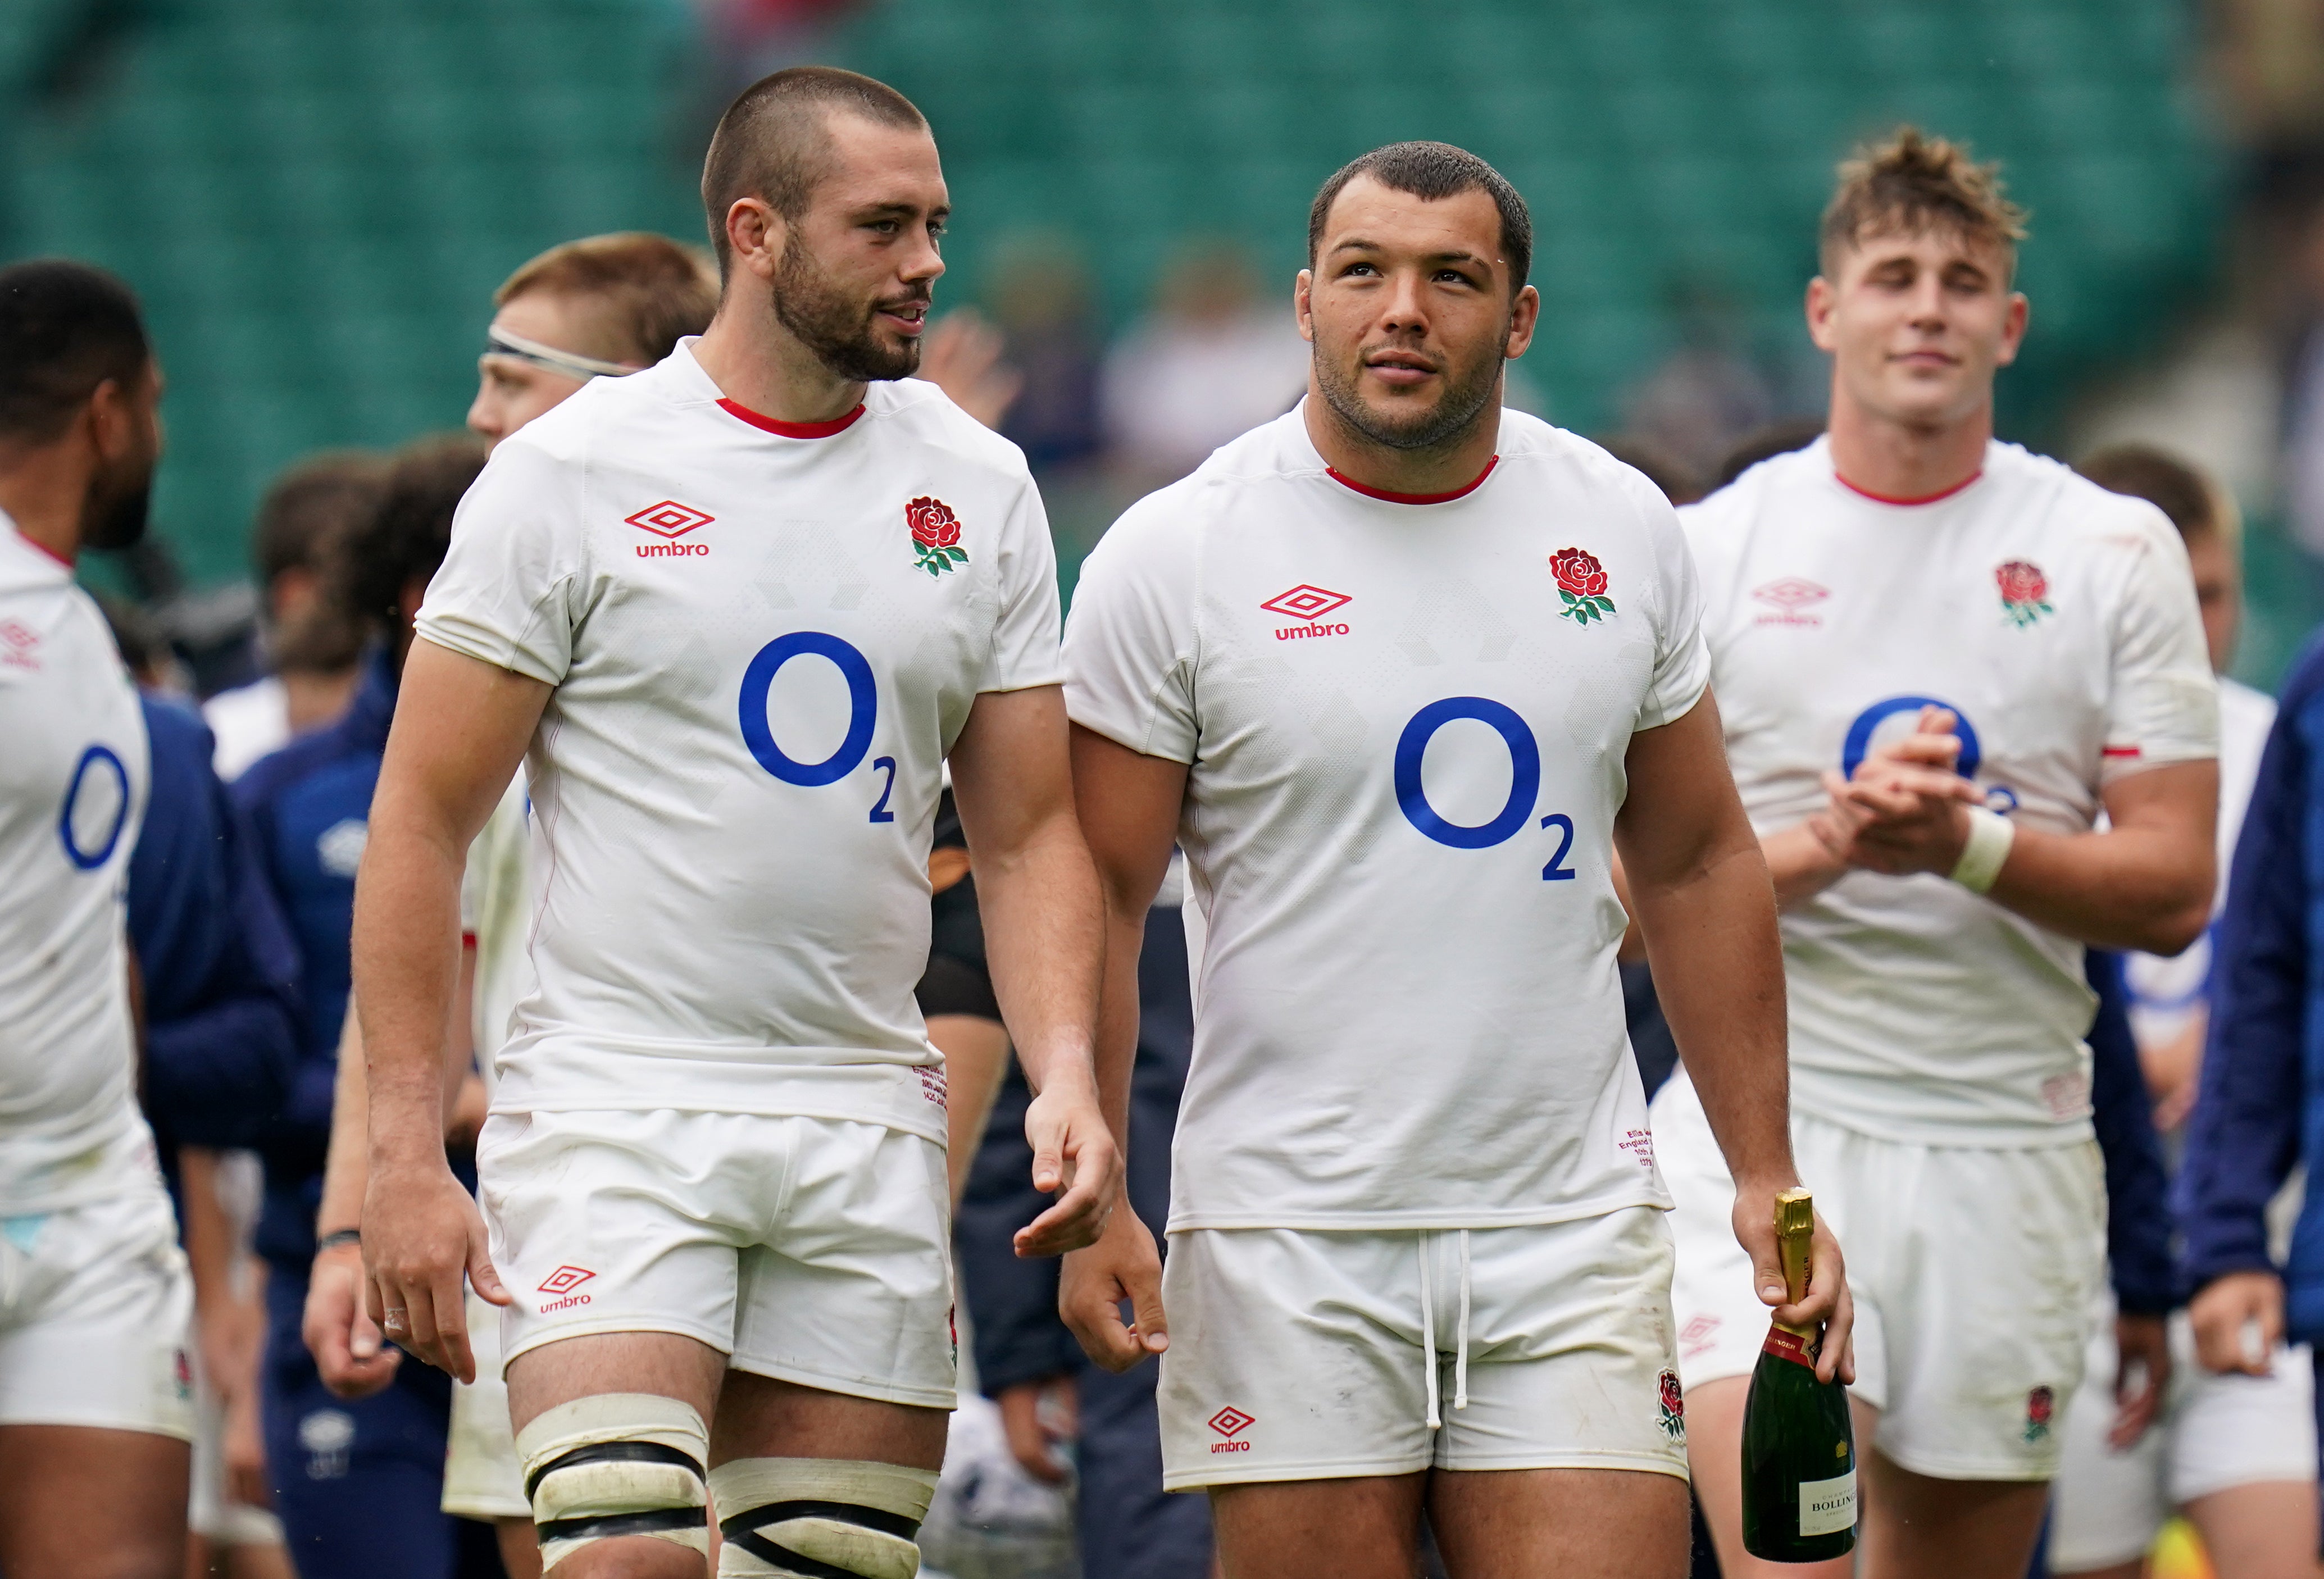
[1820,126,2029,276]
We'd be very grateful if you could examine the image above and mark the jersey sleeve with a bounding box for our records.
[1632,476,1712,730]
[1062,494,1200,764]
[413,436,584,688]
[980,475,1067,693]
[2100,502,2220,784]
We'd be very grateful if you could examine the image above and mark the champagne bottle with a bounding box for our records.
[1740,1187,1857,1563]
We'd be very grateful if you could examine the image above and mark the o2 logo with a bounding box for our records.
[57,743,130,870]
[1394,698,1577,880]
[737,632,895,822]
[1841,694,2016,813]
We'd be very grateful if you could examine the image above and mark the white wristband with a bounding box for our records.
[1949,806,2015,894]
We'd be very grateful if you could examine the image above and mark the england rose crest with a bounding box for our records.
[1657,1368,1686,1442]
[1996,559,2053,628]
[2022,1384,2055,1443]
[907,495,968,577]
[1550,547,1616,625]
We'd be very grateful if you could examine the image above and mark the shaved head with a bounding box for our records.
[700,66,926,272]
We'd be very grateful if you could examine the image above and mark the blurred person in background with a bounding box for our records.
[237,434,497,1579]
[2048,444,2318,1579]
[1100,238,1309,488]
[0,258,192,1579]
[104,594,306,1579]
[1618,275,1777,494]
[980,234,1107,474]
[1657,129,2219,1579]
[204,453,386,781]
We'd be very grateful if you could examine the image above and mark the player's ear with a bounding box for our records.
[724,197,787,284]
[1804,275,1839,352]
[1504,283,1540,361]
[1995,291,2029,369]
[1293,269,1316,343]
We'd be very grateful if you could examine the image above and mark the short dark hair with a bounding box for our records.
[495,233,720,365]
[254,451,386,587]
[1308,142,1532,293]
[699,66,927,272]
[0,259,152,445]
[2077,442,2226,543]
[338,435,487,637]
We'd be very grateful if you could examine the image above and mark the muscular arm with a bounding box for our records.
[1049,725,1184,1371]
[351,639,545,1380]
[1616,691,1852,1377]
[948,684,1117,1256]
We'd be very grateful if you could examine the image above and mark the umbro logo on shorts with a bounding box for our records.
[1260,584,1351,641]
[1207,1405,1254,1453]
[626,500,713,558]
[538,1264,597,1312]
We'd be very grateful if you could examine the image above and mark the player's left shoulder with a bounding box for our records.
[868,379,1035,487]
[1495,412,1676,526]
[1995,442,2183,559]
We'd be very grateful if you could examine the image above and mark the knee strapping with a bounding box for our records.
[710,1458,939,1579]
[515,1393,711,1572]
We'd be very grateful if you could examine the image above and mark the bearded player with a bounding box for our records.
[1061,142,1847,1579]
[351,67,1118,1578]
[1650,129,2220,1579]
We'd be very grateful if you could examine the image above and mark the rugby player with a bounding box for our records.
[1061,142,1844,1579]
[301,230,720,1579]
[2048,445,2317,1579]
[0,259,189,1579]
[353,66,1118,1578]
[1652,129,2220,1579]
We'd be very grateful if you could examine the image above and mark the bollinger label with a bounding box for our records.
[1798,1468,1857,1537]
[1761,1325,1819,1370]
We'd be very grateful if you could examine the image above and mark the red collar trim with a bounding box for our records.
[1835,468,1983,507]
[1325,454,1498,505]
[716,398,866,439]
[15,530,71,569]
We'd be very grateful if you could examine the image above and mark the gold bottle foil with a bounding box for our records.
[1772,1187,1818,1341]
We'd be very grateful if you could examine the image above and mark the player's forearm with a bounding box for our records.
[1634,840,1798,1187]
[351,820,467,1173]
[316,1004,370,1235]
[1088,900,1147,1150]
[1761,821,1848,911]
[1986,823,2213,955]
[976,808,1104,1101]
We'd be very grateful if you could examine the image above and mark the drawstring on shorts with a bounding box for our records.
[1417,1229,1475,1431]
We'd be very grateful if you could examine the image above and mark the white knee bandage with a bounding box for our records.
[710,1458,939,1579]
[515,1393,712,1572]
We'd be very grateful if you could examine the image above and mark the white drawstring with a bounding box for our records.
[1453,1229,1472,1413]
[1418,1234,1440,1430]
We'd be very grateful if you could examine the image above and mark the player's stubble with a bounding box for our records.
[1310,308,1507,453]
[772,231,929,383]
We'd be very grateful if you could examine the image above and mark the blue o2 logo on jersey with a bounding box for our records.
[1841,694,2018,812]
[58,743,130,871]
[1394,698,1578,879]
[739,634,894,824]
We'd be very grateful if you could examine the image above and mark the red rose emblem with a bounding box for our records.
[1996,560,2047,606]
[907,495,961,549]
[1659,1370,1684,1419]
[2026,1385,2054,1426]
[1550,547,1608,598]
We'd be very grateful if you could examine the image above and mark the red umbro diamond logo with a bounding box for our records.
[1259,584,1351,620]
[1208,1406,1254,1439]
[1751,577,1828,612]
[626,500,715,539]
[538,1265,596,1296]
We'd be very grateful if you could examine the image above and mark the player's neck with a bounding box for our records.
[0,443,93,566]
[1303,389,1501,501]
[1825,390,1990,504]
[692,303,867,428]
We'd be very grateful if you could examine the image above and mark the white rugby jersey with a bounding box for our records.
[1065,404,1710,1230]
[416,342,1063,1139]
[1682,437,2218,1145]
[0,519,154,1211]
[2123,676,2275,1045]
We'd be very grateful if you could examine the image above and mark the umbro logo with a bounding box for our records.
[1208,1406,1254,1453]
[627,500,713,558]
[1751,577,1827,627]
[1262,584,1352,641]
[538,1264,597,1312]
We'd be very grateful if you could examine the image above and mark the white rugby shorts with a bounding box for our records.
[1156,1205,1691,1491]
[0,1181,194,1439]
[1654,1067,2104,1480]
[2049,1301,2317,1571]
[478,1109,956,1409]
[440,1286,527,1521]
